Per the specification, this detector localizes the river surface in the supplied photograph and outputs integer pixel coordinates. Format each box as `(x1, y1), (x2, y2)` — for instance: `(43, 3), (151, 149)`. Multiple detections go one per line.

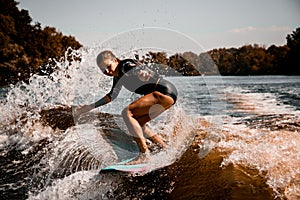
(1, 61), (299, 200)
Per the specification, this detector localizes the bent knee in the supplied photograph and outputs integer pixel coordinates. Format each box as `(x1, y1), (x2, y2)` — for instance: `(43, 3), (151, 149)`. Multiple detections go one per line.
(153, 91), (174, 109)
(121, 107), (129, 117)
(121, 107), (132, 119)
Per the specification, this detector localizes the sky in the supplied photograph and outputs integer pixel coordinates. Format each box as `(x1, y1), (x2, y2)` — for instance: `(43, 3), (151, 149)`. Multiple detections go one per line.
(18, 0), (300, 52)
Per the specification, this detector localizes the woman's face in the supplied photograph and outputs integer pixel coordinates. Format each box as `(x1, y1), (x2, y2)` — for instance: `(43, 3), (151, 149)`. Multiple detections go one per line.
(100, 58), (119, 76)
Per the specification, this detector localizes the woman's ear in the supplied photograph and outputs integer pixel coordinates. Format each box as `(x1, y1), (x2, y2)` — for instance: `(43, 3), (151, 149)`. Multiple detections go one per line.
(113, 58), (119, 64)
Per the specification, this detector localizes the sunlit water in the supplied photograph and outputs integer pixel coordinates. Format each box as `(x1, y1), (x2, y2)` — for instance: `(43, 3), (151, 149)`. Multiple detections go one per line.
(0, 47), (299, 199)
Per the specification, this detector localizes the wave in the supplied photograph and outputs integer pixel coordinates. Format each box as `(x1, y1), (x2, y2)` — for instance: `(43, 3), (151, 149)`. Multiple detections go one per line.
(1, 46), (300, 199)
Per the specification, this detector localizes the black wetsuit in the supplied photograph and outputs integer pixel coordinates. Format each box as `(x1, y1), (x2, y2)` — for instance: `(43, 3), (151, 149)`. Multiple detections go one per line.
(94, 59), (177, 107)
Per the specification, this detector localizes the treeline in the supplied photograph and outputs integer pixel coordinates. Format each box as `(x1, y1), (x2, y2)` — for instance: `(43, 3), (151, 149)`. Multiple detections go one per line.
(210, 27), (300, 75)
(147, 27), (300, 76)
(138, 52), (202, 76)
(208, 27), (300, 75)
(0, 0), (82, 86)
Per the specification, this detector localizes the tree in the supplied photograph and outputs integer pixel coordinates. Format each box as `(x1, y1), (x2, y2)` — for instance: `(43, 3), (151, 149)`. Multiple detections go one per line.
(286, 27), (300, 74)
(267, 45), (289, 74)
(0, 0), (82, 86)
(168, 54), (200, 76)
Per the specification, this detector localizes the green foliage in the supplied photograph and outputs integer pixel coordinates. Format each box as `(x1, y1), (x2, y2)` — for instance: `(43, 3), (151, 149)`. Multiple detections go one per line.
(168, 53), (200, 76)
(0, 0), (82, 86)
(286, 27), (300, 74)
(140, 52), (201, 76)
(207, 29), (299, 75)
(140, 26), (300, 76)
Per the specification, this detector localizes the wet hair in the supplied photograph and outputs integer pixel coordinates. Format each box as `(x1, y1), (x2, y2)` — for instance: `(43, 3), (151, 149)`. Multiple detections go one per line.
(96, 50), (119, 68)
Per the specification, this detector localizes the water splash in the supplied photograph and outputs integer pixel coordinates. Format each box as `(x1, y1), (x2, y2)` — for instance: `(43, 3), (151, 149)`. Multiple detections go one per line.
(216, 88), (300, 198)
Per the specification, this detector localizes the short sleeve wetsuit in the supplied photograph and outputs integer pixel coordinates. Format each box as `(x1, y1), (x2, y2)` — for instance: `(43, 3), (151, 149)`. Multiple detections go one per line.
(94, 59), (178, 108)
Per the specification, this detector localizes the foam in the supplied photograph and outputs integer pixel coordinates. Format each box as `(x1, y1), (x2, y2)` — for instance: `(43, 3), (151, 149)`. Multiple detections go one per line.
(208, 111), (300, 198)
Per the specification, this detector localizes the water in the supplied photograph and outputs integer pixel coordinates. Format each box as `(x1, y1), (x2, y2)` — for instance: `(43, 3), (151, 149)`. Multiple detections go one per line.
(0, 49), (300, 199)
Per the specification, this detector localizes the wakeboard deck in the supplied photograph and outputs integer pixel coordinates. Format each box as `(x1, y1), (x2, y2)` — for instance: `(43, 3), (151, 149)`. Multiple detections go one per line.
(100, 128), (167, 173)
(100, 157), (149, 173)
(100, 128), (150, 173)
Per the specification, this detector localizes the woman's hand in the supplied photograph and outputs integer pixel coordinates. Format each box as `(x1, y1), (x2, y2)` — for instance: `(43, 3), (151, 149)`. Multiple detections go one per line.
(73, 104), (94, 119)
(137, 69), (152, 82)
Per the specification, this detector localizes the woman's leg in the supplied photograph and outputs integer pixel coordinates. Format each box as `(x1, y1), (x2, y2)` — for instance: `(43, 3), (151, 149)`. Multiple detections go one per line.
(122, 91), (174, 162)
(142, 125), (167, 148)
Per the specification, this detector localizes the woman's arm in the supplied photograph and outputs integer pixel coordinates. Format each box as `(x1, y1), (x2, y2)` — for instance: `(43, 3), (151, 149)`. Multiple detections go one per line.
(74, 77), (122, 117)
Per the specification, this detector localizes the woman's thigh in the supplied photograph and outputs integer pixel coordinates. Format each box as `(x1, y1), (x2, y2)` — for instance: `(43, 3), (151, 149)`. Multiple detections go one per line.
(125, 91), (174, 125)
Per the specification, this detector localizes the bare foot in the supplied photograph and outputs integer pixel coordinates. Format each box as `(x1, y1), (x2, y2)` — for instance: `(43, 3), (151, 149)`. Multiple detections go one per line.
(148, 143), (165, 153)
(125, 153), (149, 165)
(148, 135), (167, 149)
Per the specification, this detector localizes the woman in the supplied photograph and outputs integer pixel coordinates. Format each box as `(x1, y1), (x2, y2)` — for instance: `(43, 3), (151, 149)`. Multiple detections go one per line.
(75, 50), (178, 164)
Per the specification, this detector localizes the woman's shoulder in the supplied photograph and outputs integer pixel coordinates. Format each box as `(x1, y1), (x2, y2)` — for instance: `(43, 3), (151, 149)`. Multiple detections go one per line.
(118, 59), (142, 74)
(119, 58), (139, 66)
